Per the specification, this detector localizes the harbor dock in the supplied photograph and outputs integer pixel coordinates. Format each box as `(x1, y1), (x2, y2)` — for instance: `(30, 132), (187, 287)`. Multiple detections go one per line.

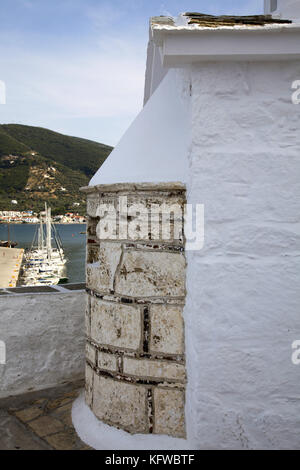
(0, 248), (24, 288)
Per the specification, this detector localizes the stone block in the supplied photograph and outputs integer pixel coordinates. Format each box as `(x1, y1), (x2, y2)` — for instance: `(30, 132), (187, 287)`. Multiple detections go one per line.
(87, 244), (100, 264)
(150, 305), (185, 355)
(87, 194), (100, 218)
(86, 343), (96, 365)
(86, 265), (99, 293)
(115, 250), (186, 298)
(85, 364), (94, 408)
(123, 357), (186, 382)
(90, 297), (142, 351)
(15, 407), (43, 422)
(121, 194), (185, 243)
(153, 388), (186, 438)
(126, 193), (185, 215)
(28, 415), (64, 437)
(44, 430), (78, 451)
(93, 374), (148, 434)
(127, 218), (151, 242)
(99, 242), (122, 291)
(98, 352), (117, 372)
(86, 243), (122, 294)
(0, 410), (50, 450)
(47, 395), (77, 410)
(85, 297), (91, 338)
(87, 217), (98, 237)
(96, 215), (119, 241)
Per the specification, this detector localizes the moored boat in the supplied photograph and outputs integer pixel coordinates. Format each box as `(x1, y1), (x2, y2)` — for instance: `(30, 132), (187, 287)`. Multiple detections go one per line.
(20, 204), (68, 286)
(0, 240), (18, 248)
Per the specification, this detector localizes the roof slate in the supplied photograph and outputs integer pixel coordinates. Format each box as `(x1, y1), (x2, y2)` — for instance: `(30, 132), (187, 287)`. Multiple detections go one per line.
(183, 13), (292, 27)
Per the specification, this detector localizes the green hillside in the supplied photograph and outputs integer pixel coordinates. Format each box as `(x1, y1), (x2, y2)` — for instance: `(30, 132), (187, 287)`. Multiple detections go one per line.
(1, 124), (112, 178)
(0, 124), (113, 214)
(0, 126), (30, 156)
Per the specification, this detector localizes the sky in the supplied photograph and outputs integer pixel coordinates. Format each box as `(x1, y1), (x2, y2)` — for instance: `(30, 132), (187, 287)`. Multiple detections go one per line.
(0, 0), (262, 146)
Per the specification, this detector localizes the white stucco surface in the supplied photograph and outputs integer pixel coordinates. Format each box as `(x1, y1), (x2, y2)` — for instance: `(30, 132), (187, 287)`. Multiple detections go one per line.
(72, 393), (190, 450)
(0, 291), (86, 398)
(184, 60), (300, 449)
(268, 0), (300, 19)
(85, 4), (300, 448)
(89, 69), (190, 186)
(84, 59), (300, 449)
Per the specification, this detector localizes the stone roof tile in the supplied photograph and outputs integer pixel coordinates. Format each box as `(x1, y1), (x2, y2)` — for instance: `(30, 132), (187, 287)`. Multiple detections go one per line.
(183, 12), (292, 27)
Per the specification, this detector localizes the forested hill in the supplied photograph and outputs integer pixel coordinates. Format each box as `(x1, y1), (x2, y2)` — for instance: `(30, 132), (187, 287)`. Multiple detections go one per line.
(0, 124), (113, 214)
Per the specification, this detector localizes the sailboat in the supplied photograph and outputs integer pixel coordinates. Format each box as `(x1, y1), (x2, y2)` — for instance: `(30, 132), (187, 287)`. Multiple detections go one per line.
(0, 218), (18, 247)
(20, 204), (68, 286)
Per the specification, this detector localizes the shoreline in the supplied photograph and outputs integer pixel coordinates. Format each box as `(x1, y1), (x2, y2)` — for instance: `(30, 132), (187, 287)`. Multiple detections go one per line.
(0, 222), (87, 225)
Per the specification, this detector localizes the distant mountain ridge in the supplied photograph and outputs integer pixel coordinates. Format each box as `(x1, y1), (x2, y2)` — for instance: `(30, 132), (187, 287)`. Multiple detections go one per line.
(0, 124), (113, 214)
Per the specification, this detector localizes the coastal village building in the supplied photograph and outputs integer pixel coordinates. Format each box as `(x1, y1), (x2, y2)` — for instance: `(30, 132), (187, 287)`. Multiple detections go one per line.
(0, 211), (85, 224)
(0, 211), (39, 224)
(75, 0), (300, 450)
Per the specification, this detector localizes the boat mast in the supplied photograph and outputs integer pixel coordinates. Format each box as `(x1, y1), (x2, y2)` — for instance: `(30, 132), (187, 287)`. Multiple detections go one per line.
(45, 203), (52, 260)
(38, 212), (44, 251)
(38, 222), (40, 250)
(40, 213), (44, 251)
(8, 218), (10, 248)
(52, 223), (64, 261)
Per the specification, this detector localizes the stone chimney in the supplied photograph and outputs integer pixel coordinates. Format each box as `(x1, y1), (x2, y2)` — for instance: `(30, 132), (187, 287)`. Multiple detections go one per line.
(82, 182), (187, 438)
(78, 62), (190, 440)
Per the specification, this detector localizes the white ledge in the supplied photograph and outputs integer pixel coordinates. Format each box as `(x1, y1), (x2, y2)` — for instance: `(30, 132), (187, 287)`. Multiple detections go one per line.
(152, 25), (300, 65)
(81, 181), (186, 194)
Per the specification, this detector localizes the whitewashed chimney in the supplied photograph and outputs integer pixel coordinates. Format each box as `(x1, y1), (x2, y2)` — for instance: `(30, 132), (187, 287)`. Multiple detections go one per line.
(75, 4), (300, 450)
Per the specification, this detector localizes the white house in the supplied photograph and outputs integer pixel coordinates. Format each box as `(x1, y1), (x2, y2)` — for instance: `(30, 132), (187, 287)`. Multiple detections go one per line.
(74, 2), (300, 450)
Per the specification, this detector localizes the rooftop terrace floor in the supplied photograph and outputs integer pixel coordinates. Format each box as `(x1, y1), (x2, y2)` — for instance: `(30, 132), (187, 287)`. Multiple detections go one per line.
(0, 380), (92, 450)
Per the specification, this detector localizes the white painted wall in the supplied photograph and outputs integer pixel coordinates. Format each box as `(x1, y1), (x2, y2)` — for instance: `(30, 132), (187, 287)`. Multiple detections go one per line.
(184, 60), (300, 449)
(88, 60), (300, 448)
(89, 69), (190, 186)
(144, 39), (167, 106)
(0, 291), (86, 398)
(86, 8), (300, 446)
(265, 0), (300, 19)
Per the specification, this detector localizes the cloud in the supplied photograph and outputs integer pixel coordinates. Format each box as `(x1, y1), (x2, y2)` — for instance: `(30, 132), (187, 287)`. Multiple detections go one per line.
(0, 0), (150, 145)
(0, 27), (146, 144)
(0, 0), (264, 146)
(23, 45), (145, 119)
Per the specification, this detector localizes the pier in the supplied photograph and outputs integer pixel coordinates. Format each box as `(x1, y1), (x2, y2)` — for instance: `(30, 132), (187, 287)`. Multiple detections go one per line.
(0, 248), (24, 288)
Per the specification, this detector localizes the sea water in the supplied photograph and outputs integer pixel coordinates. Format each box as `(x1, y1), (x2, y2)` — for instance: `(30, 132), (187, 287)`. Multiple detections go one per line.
(0, 223), (86, 284)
